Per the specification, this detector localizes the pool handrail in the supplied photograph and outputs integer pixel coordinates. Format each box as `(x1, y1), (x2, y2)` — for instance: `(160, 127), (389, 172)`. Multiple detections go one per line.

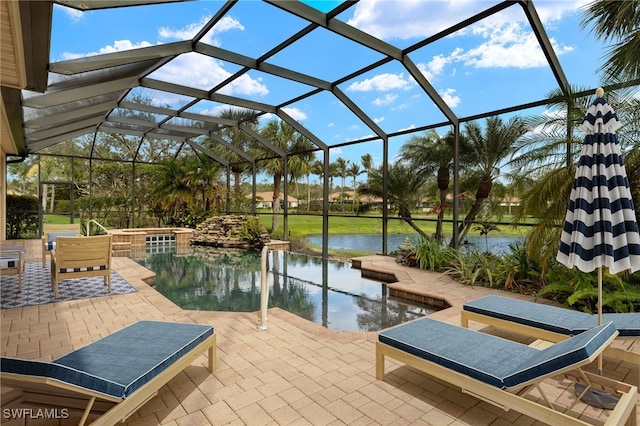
(86, 219), (110, 236)
(258, 245), (270, 331)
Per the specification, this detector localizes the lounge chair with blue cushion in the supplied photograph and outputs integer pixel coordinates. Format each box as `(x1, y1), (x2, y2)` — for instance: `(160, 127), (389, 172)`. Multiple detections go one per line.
(42, 231), (77, 267)
(1, 320), (216, 425)
(0, 247), (25, 292)
(461, 295), (640, 364)
(377, 318), (637, 426)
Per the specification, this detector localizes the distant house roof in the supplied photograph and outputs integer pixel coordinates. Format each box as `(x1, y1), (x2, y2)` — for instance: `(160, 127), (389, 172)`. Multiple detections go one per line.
(321, 190), (382, 203)
(250, 192), (299, 202)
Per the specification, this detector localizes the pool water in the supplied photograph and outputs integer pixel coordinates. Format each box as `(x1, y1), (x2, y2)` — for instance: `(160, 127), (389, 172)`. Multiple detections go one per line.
(138, 246), (439, 332)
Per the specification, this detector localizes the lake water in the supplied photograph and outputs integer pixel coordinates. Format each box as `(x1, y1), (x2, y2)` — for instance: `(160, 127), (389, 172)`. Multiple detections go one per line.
(307, 234), (523, 255)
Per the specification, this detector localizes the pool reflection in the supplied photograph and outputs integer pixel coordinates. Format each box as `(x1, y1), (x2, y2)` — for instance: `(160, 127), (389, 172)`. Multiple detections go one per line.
(138, 247), (438, 332)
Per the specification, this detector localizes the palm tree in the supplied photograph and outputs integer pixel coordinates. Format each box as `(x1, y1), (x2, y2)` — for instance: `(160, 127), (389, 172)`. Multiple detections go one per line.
(581, 0), (640, 81)
(333, 157), (349, 213)
(309, 159), (324, 211)
(346, 162), (363, 212)
(454, 116), (529, 246)
(358, 161), (429, 237)
(150, 159), (197, 220)
(361, 153), (374, 181)
(399, 130), (469, 242)
(251, 119), (314, 232)
(211, 108), (259, 211)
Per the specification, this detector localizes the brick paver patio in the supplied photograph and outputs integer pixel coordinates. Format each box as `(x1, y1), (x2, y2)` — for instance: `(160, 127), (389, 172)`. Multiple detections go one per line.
(1, 240), (637, 425)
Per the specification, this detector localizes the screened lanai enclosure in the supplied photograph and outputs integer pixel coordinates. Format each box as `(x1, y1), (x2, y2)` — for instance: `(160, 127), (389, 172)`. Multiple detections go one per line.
(4, 0), (637, 255)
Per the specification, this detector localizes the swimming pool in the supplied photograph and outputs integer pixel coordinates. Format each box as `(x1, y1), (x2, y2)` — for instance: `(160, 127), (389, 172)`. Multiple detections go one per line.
(137, 246), (439, 332)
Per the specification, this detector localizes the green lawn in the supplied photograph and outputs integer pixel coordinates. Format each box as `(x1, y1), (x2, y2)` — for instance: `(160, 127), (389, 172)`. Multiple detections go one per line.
(47, 212), (533, 239)
(44, 214), (75, 225)
(257, 213), (532, 239)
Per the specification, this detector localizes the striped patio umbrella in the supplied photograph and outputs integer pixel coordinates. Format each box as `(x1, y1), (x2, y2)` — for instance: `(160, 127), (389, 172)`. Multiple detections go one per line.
(556, 87), (640, 404)
(557, 87), (640, 327)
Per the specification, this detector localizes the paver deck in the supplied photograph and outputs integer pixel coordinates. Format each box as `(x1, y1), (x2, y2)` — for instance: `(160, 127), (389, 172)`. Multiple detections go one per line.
(1, 240), (638, 425)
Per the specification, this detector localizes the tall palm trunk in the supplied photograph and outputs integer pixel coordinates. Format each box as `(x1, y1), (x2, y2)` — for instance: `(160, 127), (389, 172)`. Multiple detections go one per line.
(41, 183), (48, 211)
(399, 206), (428, 238)
(272, 174), (282, 232)
(435, 166), (449, 242)
(455, 176), (492, 246)
(307, 174), (311, 212)
(49, 184), (55, 213)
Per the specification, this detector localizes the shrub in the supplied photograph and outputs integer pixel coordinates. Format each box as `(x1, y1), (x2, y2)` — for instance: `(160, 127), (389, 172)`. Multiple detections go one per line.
(6, 194), (39, 239)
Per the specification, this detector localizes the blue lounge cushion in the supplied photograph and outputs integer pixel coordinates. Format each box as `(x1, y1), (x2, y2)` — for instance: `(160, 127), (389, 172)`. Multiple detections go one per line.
(1, 321), (214, 399)
(44, 232), (77, 251)
(581, 313), (640, 337)
(463, 295), (639, 337)
(0, 247), (24, 269)
(378, 317), (616, 389)
(463, 296), (592, 335)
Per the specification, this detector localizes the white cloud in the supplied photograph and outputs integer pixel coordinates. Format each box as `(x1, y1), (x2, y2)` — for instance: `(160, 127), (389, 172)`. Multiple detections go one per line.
(373, 93), (398, 106)
(347, 73), (412, 92)
(281, 107), (307, 121)
(440, 88), (460, 107)
(373, 116), (384, 123)
(151, 52), (267, 97)
(60, 6), (84, 22)
(59, 13), (266, 99)
(347, 0), (488, 40)
(397, 124), (416, 132)
(347, 0), (584, 41)
(159, 15), (244, 46)
(59, 40), (154, 60)
(461, 22), (573, 68)
(417, 53), (455, 80)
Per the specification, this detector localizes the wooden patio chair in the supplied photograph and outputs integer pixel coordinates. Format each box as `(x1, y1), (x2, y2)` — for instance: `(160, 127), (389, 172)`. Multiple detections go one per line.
(51, 235), (112, 299)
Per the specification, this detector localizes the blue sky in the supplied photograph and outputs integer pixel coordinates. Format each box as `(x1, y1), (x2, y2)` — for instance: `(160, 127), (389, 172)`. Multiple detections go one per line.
(49, 0), (610, 179)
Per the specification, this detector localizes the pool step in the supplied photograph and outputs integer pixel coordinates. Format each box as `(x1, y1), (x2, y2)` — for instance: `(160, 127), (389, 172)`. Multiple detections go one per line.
(111, 241), (132, 257)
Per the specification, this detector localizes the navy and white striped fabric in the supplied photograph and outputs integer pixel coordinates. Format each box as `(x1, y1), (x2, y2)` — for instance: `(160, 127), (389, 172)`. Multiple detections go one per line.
(0, 259), (20, 269)
(557, 97), (640, 274)
(59, 265), (108, 273)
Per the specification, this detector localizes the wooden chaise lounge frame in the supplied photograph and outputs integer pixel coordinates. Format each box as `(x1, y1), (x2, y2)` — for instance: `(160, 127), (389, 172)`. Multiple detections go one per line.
(1, 321), (216, 425)
(376, 318), (637, 426)
(51, 235), (112, 299)
(461, 295), (639, 365)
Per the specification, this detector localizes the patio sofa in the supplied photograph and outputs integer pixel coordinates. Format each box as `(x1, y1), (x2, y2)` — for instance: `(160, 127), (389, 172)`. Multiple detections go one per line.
(461, 295), (639, 364)
(1, 320), (216, 425)
(376, 317), (637, 425)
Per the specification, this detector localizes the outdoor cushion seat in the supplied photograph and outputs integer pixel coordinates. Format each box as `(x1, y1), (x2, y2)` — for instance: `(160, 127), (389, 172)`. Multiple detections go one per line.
(376, 318), (637, 425)
(461, 295), (640, 363)
(1, 320), (216, 425)
(0, 247), (25, 292)
(51, 235), (112, 298)
(42, 232), (77, 267)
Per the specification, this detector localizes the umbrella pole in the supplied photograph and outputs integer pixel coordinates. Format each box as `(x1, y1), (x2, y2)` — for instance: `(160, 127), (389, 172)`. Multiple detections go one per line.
(598, 265), (603, 375)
